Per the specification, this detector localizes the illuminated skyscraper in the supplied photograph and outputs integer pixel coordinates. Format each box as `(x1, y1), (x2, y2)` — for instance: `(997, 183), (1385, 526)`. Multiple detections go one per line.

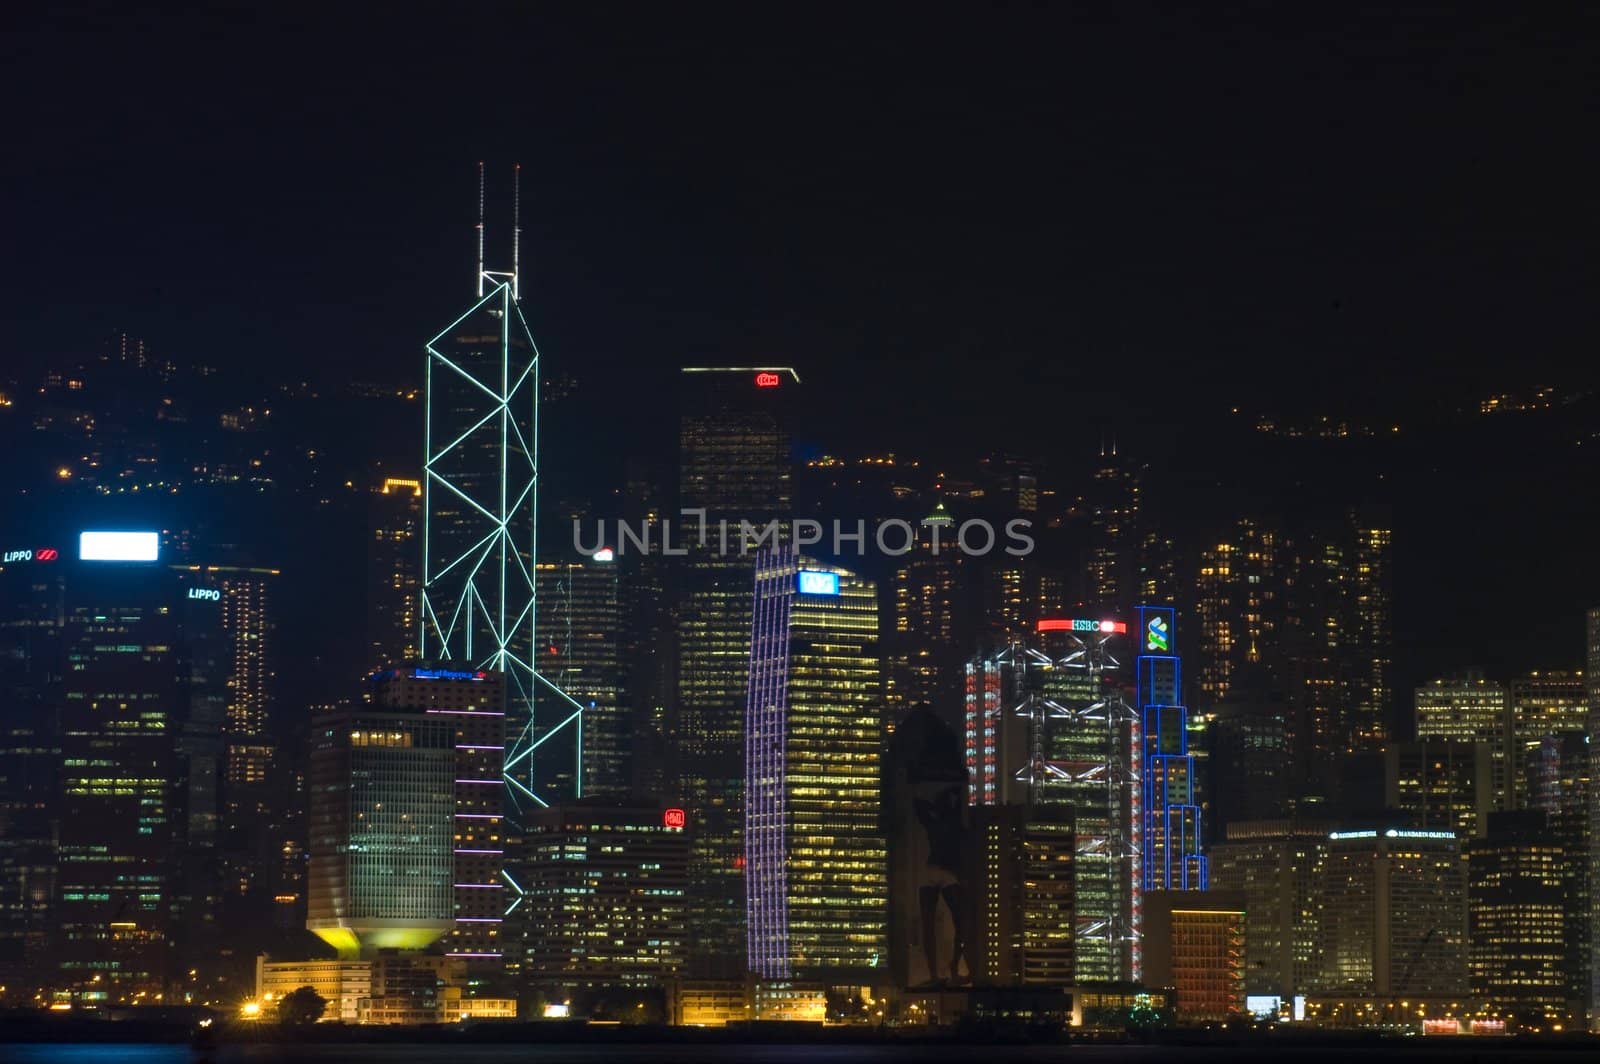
(533, 558), (627, 800)
(1193, 518), (1285, 709)
(363, 667), (507, 970)
(1208, 819), (1331, 998)
(306, 676), (465, 959)
(1191, 509), (1391, 792)
(48, 534), (229, 1004)
(961, 620), (1138, 983)
(1143, 890), (1247, 1020)
(1509, 670), (1586, 807)
(1085, 447), (1140, 610)
(0, 546), (66, 1000)
(1385, 739), (1492, 841)
(1523, 732), (1589, 1020)
(885, 502), (966, 730)
(194, 564), (280, 805)
(1466, 811), (1569, 1025)
(677, 365), (796, 975)
(419, 167), (563, 814)
(745, 551), (885, 979)
(1586, 605), (1600, 1029)
(368, 477), (422, 671)
(1139, 605), (1205, 894)
(1312, 828), (1465, 997)
(968, 803), (1075, 986)
(1414, 673), (1512, 813)
(520, 800), (687, 996)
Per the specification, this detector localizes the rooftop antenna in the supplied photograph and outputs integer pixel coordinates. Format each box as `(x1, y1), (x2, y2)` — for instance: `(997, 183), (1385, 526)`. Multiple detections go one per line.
(476, 161), (486, 298)
(512, 164), (521, 302)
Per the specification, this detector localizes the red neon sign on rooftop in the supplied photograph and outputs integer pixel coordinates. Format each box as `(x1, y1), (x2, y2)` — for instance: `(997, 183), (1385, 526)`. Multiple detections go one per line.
(1038, 618), (1126, 634)
(754, 372), (781, 388)
(663, 807), (687, 829)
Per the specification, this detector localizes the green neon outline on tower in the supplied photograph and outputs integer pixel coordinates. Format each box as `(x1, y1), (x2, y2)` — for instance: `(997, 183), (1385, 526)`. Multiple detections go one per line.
(418, 163), (584, 818)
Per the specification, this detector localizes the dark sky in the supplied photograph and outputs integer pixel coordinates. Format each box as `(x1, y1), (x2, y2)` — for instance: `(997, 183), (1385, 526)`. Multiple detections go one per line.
(3, 3), (1598, 689)
(5, 4), (1596, 434)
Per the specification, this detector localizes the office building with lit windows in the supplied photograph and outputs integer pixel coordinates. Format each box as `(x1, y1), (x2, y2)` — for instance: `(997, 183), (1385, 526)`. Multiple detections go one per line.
(1311, 829), (1465, 997)
(1509, 670), (1586, 806)
(306, 679), (460, 959)
(677, 365), (797, 976)
(1139, 605), (1205, 893)
(885, 501), (966, 729)
(519, 800), (688, 994)
(1523, 731), (1589, 1017)
(534, 558), (627, 800)
(962, 620), (1138, 984)
(1143, 890), (1247, 1019)
(745, 550), (885, 980)
(969, 803), (1075, 986)
(364, 666), (507, 968)
(1414, 673), (1512, 813)
(1466, 811), (1570, 1024)
(367, 477), (421, 671)
(1208, 819), (1332, 998)
(1585, 606), (1600, 1030)
(1385, 739), (1493, 841)
(39, 532), (231, 1004)
(0, 545), (67, 999)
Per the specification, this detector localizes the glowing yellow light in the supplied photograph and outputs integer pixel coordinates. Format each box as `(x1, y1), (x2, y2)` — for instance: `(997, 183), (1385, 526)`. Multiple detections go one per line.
(240, 1001), (262, 1018)
(56, 467), (72, 479)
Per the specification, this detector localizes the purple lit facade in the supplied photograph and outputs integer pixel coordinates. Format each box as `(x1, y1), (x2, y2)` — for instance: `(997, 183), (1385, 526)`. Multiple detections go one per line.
(369, 666), (508, 967)
(745, 547), (795, 978)
(744, 548), (886, 980)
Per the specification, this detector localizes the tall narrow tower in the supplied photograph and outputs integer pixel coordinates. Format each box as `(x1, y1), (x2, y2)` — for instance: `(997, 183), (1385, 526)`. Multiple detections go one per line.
(420, 165), (573, 814)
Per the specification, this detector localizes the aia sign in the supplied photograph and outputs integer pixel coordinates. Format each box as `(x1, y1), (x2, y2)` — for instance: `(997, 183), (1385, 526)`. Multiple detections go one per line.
(663, 807), (687, 829)
(754, 372), (781, 388)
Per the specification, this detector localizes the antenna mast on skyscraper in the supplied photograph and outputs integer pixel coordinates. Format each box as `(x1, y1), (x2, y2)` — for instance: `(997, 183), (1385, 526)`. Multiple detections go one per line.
(476, 161), (486, 298)
(512, 163), (521, 302)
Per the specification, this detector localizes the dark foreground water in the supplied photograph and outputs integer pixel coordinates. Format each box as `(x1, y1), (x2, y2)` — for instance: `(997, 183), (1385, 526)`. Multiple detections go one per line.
(5, 1045), (1596, 1064)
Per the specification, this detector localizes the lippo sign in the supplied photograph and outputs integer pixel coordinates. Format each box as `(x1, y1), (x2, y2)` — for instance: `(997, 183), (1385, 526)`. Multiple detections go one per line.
(3, 547), (60, 563)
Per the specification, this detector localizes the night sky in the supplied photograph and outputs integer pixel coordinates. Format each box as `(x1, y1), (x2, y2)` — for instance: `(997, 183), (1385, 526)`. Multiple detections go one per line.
(4, 4), (1598, 687)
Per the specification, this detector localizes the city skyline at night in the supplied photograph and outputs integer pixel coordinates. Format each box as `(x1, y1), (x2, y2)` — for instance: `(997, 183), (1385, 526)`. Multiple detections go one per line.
(2, 2), (1599, 1051)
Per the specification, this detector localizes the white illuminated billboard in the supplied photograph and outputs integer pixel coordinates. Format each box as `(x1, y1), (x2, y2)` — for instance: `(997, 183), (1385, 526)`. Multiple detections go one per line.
(79, 530), (160, 562)
(796, 570), (839, 595)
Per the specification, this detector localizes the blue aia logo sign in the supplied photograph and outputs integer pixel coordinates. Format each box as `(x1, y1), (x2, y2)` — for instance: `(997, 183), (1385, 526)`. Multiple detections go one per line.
(1145, 614), (1170, 653)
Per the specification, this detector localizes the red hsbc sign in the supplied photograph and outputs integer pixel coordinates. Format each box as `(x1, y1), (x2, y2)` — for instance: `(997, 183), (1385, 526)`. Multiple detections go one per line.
(754, 372), (781, 388)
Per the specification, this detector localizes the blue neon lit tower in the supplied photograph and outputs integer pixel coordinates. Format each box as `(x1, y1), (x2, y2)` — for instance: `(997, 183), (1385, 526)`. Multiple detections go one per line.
(419, 165), (582, 816)
(1137, 605), (1207, 893)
